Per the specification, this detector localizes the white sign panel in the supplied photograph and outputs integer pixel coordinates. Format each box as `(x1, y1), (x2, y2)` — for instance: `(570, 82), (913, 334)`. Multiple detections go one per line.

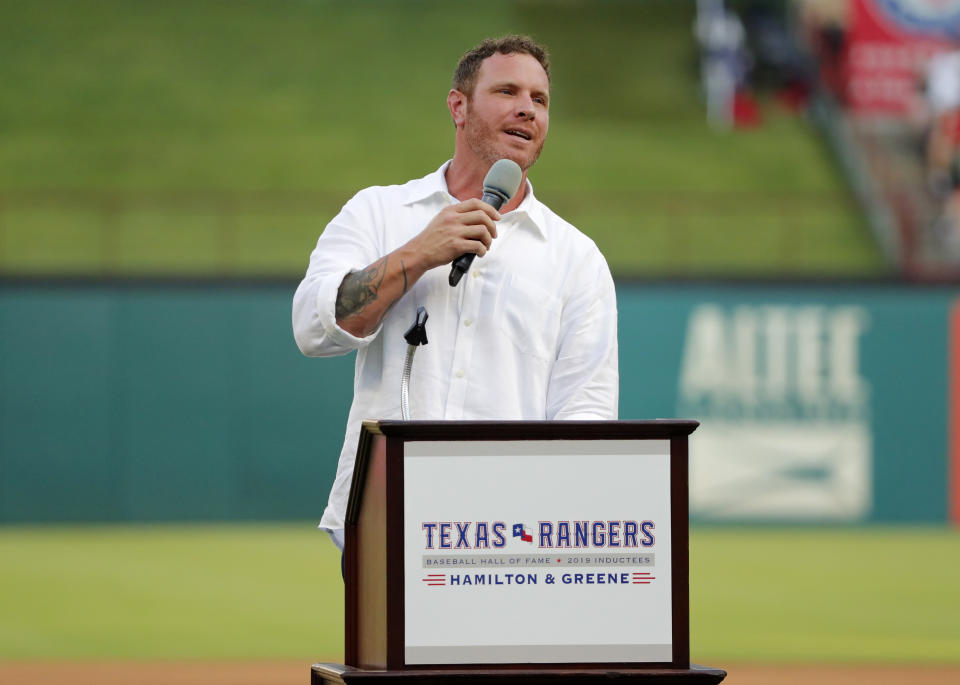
(403, 439), (673, 665)
(678, 303), (873, 521)
(689, 422), (872, 520)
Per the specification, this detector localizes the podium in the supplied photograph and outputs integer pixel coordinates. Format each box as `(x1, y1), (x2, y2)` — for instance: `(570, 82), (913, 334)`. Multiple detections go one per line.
(312, 420), (726, 684)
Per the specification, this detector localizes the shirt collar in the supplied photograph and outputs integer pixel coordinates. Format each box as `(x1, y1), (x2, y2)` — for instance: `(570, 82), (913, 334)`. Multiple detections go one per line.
(401, 161), (548, 241)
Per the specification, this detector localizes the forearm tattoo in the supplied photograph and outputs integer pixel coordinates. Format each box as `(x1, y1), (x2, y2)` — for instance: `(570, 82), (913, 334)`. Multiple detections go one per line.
(335, 256), (408, 322)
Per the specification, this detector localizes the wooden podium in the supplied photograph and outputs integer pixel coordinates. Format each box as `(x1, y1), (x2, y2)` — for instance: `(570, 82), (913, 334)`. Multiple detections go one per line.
(311, 420), (726, 684)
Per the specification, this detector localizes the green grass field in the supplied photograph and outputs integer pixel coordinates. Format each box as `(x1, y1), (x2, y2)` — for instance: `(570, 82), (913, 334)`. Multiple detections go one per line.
(1, 524), (956, 664)
(0, 0), (887, 277)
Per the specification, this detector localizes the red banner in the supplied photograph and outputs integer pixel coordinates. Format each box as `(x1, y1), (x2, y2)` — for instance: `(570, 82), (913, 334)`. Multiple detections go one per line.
(845, 0), (960, 115)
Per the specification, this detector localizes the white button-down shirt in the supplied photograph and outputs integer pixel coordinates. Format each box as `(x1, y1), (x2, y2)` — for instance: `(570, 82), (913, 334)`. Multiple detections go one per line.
(293, 163), (618, 536)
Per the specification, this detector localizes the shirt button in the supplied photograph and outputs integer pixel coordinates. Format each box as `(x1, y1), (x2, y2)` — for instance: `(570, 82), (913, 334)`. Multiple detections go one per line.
(472, 269), (480, 279)
(456, 369), (465, 378)
(464, 319), (473, 327)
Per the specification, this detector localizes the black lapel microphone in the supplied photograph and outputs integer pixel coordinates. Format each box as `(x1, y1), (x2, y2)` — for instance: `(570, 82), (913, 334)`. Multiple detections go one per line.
(448, 159), (523, 286)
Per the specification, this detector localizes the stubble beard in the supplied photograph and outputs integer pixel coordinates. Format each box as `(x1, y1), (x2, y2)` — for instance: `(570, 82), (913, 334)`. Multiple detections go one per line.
(463, 108), (544, 172)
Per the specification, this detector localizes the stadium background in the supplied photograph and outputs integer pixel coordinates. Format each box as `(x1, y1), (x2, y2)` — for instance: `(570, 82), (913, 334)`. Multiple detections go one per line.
(1, 1), (958, 684)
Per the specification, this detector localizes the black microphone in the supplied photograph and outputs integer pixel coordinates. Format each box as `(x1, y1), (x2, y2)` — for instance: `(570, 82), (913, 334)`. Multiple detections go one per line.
(449, 159), (523, 286)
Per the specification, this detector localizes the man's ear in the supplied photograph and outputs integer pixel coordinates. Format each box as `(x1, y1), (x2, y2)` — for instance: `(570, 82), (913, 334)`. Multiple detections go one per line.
(448, 89), (467, 129)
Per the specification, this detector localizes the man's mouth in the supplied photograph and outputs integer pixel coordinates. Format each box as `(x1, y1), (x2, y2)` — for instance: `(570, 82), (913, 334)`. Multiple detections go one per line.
(504, 129), (532, 141)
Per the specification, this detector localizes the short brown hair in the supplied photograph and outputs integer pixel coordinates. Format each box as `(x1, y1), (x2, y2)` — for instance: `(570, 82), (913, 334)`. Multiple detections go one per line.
(452, 35), (551, 96)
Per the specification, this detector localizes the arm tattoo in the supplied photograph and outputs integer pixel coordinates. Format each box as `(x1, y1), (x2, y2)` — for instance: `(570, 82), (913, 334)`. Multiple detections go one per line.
(335, 256), (410, 325)
(336, 256), (389, 320)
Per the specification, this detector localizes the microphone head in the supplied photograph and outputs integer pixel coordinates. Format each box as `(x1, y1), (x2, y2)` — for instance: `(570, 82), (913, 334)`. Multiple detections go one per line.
(482, 159), (523, 203)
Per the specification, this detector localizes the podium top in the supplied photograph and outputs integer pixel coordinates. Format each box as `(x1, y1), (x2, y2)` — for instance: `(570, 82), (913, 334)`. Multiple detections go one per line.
(362, 419), (699, 441)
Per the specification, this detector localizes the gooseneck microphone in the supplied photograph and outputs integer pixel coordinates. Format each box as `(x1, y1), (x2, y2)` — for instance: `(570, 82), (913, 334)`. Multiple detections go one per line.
(448, 158), (523, 286)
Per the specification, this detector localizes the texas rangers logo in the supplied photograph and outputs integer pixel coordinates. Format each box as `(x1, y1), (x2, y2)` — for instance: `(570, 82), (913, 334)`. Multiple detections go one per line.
(421, 520), (655, 549)
(512, 523), (533, 543)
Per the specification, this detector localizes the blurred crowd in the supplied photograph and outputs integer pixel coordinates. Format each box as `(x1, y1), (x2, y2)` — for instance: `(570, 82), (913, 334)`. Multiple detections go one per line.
(799, 0), (960, 258)
(696, 0), (960, 267)
(803, 0), (960, 250)
(694, 0), (813, 129)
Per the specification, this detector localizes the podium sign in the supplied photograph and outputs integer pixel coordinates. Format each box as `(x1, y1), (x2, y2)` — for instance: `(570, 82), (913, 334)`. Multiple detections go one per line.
(404, 439), (673, 665)
(337, 420), (710, 681)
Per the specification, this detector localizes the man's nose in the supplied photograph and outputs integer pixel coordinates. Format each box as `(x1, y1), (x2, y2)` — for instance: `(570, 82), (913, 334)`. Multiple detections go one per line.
(516, 99), (536, 120)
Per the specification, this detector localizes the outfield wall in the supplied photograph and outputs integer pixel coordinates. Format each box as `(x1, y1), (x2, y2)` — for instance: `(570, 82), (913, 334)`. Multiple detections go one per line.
(1, 281), (957, 524)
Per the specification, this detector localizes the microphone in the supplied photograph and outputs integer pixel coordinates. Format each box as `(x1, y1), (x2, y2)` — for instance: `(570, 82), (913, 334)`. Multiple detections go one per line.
(449, 158), (523, 286)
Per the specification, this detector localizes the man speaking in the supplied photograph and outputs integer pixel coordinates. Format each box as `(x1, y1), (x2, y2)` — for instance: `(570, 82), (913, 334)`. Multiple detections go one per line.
(292, 36), (618, 551)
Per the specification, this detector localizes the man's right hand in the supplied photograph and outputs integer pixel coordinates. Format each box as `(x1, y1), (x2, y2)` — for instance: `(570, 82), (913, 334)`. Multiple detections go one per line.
(334, 199), (501, 338)
(402, 198), (501, 273)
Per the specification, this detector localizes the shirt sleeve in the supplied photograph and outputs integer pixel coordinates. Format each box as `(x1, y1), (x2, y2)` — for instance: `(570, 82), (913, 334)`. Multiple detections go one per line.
(292, 189), (385, 357)
(545, 247), (619, 420)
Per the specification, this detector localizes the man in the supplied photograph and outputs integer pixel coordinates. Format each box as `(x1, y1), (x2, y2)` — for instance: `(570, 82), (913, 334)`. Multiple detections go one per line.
(293, 36), (618, 551)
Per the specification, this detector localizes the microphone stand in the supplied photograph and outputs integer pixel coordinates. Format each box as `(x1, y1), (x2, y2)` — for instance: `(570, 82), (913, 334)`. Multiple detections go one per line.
(400, 306), (429, 420)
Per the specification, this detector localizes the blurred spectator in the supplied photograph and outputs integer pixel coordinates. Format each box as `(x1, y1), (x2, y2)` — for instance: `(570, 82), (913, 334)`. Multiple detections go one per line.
(925, 49), (960, 198)
(695, 0), (752, 129)
(794, 0), (849, 102)
(921, 50), (960, 246)
(741, 1), (814, 111)
(939, 157), (960, 248)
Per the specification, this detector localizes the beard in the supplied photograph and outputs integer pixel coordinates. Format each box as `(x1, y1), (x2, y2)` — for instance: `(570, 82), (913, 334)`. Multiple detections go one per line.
(462, 105), (544, 171)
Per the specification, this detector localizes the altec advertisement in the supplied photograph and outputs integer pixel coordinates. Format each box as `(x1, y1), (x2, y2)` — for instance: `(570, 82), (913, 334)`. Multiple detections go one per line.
(403, 440), (673, 665)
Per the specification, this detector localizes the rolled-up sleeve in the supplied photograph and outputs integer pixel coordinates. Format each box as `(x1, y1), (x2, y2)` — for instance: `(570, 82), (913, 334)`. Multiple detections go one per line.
(292, 190), (384, 357)
(546, 247), (619, 420)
